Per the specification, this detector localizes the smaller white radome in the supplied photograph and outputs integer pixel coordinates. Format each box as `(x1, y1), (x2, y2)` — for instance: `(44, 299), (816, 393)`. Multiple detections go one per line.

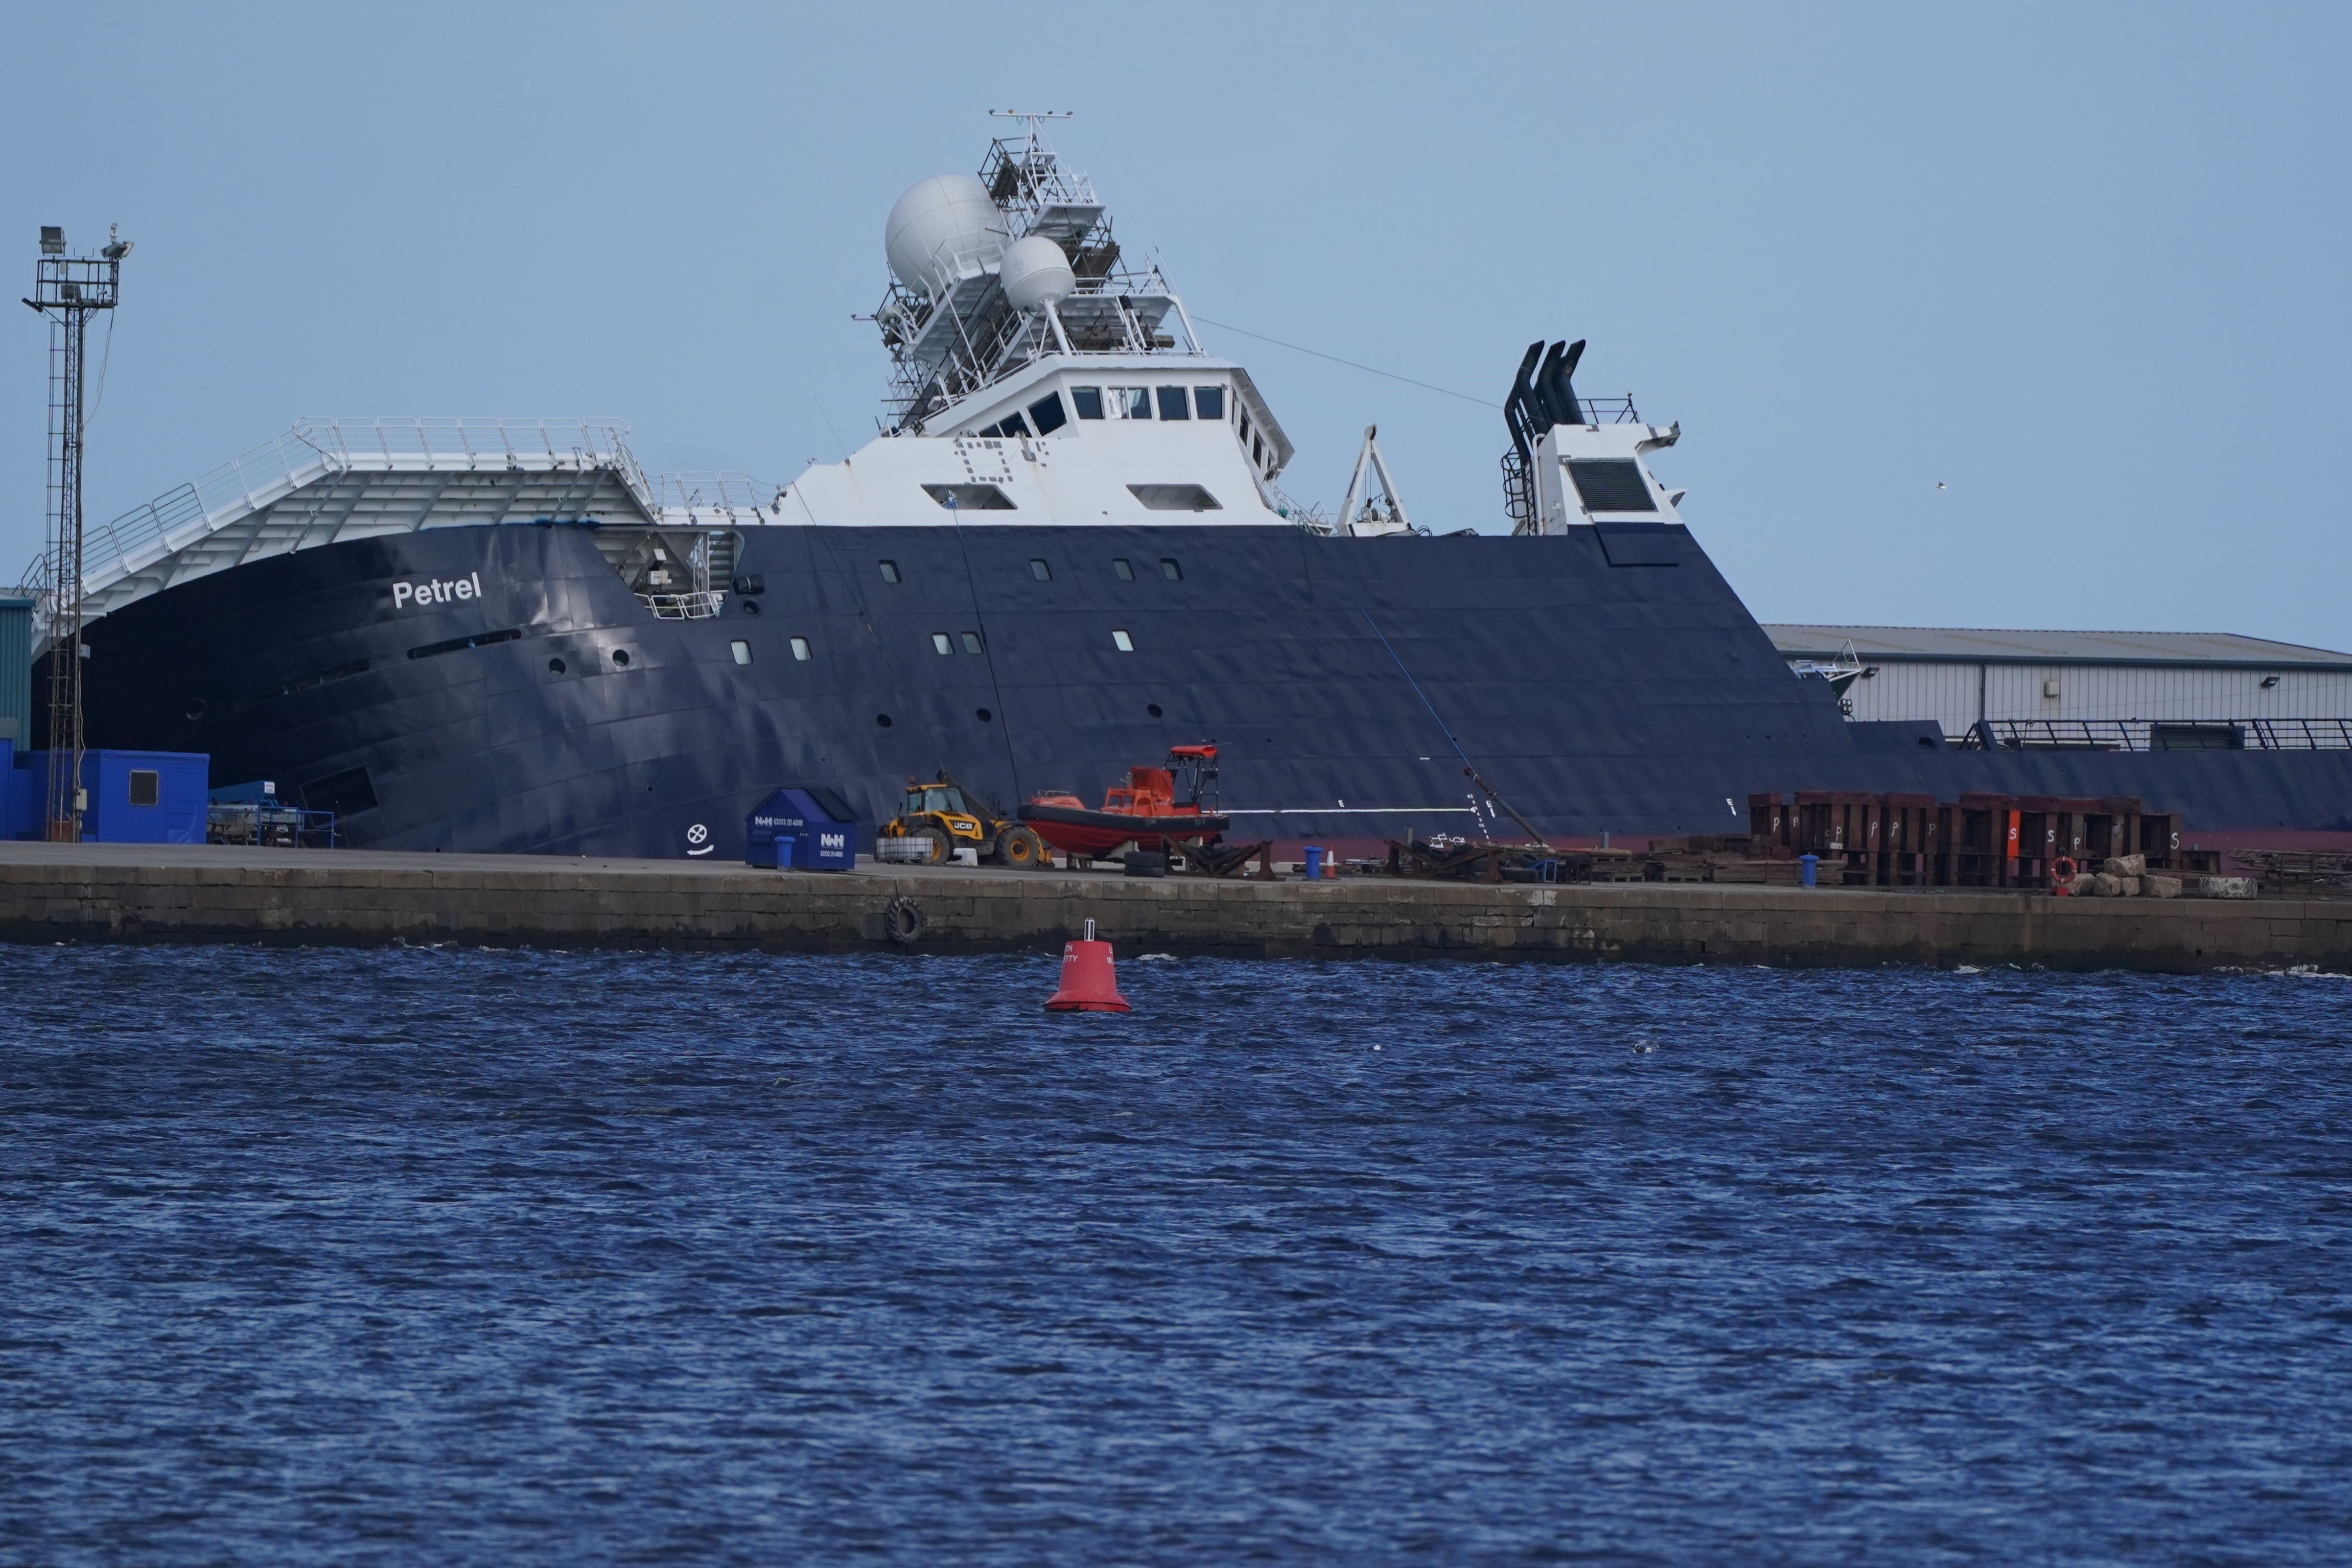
(1000, 235), (1077, 312)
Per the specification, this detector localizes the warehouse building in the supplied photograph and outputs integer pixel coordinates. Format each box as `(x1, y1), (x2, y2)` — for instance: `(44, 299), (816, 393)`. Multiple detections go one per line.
(1763, 625), (2352, 750)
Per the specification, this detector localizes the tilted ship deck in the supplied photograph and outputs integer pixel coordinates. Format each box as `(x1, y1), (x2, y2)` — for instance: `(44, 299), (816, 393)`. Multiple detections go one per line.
(25, 122), (2352, 857)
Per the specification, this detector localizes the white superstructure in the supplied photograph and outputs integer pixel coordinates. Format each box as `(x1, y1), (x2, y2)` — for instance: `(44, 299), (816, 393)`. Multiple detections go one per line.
(764, 114), (1308, 531)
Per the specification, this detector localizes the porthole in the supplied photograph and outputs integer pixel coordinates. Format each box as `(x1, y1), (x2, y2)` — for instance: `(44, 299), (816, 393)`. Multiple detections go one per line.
(875, 713), (893, 728)
(975, 707), (993, 722)
(740, 598), (761, 615)
(1112, 558), (1134, 581)
(612, 648), (631, 667)
(789, 636), (811, 661)
(183, 699), (205, 720)
(1147, 703), (1162, 718)
(1112, 629), (1134, 652)
(547, 658), (566, 676)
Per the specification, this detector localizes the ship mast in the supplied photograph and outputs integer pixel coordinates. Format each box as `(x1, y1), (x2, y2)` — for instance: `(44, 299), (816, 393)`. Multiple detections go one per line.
(22, 224), (129, 841)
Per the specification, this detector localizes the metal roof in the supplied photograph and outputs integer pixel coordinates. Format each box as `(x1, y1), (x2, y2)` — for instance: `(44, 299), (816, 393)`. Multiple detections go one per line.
(1761, 624), (2352, 670)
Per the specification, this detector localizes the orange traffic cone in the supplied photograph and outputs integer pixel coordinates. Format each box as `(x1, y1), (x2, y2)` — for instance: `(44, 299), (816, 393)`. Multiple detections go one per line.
(1045, 918), (1131, 1013)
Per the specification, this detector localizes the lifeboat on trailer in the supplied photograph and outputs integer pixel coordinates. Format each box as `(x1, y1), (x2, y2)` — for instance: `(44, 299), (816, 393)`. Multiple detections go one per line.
(1019, 745), (1230, 858)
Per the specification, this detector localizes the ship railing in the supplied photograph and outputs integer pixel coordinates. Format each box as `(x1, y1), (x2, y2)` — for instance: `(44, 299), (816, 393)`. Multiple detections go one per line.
(1577, 396), (1642, 425)
(1966, 717), (2352, 751)
(637, 590), (726, 621)
(14, 416), (655, 628)
(656, 472), (771, 513)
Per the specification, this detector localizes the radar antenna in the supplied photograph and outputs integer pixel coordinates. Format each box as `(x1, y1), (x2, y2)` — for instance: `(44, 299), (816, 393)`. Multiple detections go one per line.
(21, 223), (129, 841)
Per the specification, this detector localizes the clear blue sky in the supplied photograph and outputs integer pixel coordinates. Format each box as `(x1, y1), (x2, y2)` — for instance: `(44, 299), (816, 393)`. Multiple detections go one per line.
(5, 2), (2346, 648)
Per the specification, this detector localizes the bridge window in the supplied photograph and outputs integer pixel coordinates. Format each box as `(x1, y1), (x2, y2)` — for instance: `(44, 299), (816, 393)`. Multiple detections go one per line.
(1194, 386), (1225, 420)
(921, 483), (1015, 511)
(1567, 458), (1656, 513)
(1251, 434), (1264, 464)
(1112, 557), (1134, 581)
(790, 637), (811, 661)
(932, 633), (953, 656)
(1156, 386), (1190, 421)
(730, 640), (753, 665)
(1117, 387), (1150, 419)
(1072, 386), (1104, 419)
(1028, 392), (1067, 434)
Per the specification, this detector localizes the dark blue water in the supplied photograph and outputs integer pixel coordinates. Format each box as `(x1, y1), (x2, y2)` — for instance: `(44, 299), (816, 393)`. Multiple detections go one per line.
(3, 946), (2348, 1565)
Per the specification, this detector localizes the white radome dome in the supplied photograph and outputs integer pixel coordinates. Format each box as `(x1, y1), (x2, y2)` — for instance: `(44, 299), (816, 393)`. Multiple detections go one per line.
(999, 234), (1077, 312)
(884, 173), (1006, 295)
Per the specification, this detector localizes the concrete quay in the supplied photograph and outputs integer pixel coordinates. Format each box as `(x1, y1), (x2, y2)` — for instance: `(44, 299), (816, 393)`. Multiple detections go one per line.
(0, 841), (2344, 972)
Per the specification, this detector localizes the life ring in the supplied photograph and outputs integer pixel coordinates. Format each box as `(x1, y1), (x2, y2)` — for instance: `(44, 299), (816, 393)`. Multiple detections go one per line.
(883, 894), (925, 945)
(2051, 855), (2079, 894)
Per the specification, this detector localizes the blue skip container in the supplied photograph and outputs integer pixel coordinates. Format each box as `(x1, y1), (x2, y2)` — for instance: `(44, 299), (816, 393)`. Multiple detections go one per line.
(745, 785), (859, 871)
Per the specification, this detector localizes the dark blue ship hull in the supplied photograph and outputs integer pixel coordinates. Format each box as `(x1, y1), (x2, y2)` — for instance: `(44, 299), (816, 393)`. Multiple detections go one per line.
(67, 521), (2352, 856)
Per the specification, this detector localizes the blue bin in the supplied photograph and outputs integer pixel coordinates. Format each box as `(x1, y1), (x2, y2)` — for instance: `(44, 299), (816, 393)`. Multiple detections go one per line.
(1303, 845), (1326, 880)
(1799, 853), (1819, 888)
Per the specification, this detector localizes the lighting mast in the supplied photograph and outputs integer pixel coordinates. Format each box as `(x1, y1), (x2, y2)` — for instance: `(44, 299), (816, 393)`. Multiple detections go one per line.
(22, 223), (129, 841)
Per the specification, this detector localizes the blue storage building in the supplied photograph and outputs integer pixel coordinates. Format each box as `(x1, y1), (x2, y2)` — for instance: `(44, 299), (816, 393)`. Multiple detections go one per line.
(8, 745), (210, 843)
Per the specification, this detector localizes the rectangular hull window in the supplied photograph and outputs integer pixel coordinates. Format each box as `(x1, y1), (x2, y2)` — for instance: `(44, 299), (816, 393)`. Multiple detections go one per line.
(932, 633), (954, 656)
(730, 640), (753, 665)
(1112, 629), (1134, 652)
(300, 766), (379, 818)
(1155, 386), (1191, 420)
(1112, 558), (1134, 581)
(1159, 558), (1183, 581)
(1129, 484), (1220, 512)
(921, 483), (1015, 511)
(960, 631), (985, 654)
(1029, 558), (1052, 581)
(878, 560), (901, 582)
(789, 636), (811, 661)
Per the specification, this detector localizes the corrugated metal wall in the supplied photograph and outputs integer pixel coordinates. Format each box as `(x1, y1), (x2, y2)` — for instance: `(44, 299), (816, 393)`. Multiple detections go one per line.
(1802, 657), (2352, 737)
(0, 598), (29, 746)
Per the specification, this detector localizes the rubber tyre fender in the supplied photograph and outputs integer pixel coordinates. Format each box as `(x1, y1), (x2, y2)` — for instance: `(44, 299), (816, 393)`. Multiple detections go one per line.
(883, 894), (925, 945)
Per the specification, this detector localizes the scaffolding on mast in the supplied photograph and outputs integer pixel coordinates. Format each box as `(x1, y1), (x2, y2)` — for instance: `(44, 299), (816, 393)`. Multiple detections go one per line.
(22, 223), (130, 841)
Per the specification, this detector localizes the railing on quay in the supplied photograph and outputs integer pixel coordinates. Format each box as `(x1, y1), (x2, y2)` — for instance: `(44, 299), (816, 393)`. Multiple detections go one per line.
(1966, 717), (2352, 752)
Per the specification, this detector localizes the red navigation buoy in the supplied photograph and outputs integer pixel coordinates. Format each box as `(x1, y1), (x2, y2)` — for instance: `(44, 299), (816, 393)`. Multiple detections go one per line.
(1045, 918), (1131, 1013)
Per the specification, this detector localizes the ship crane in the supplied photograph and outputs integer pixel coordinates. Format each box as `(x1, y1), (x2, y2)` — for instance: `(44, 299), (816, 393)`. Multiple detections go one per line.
(1336, 425), (1417, 537)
